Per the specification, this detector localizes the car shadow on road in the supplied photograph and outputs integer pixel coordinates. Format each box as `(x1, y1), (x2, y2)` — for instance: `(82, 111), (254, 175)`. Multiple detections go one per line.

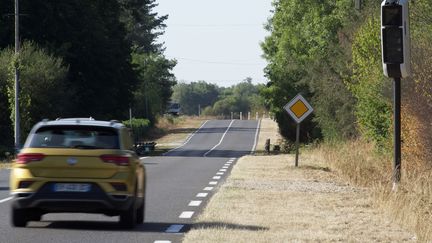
(39, 221), (188, 232)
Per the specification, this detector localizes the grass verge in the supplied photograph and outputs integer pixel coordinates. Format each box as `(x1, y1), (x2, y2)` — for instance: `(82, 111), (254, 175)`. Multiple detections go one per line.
(312, 141), (432, 241)
(183, 120), (416, 242)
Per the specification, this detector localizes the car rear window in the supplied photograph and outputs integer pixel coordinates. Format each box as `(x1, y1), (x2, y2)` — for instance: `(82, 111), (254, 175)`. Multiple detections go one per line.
(25, 125), (119, 149)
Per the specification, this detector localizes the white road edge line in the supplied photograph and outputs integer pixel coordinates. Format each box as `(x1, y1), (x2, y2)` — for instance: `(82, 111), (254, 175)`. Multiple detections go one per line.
(165, 224), (184, 233)
(0, 197), (13, 204)
(189, 200), (202, 207)
(163, 120), (209, 155)
(179, 211), (194, 219)
(203, 120), (235, 157)
(196, 193), (208, 198)
(251, 119), (261, 154)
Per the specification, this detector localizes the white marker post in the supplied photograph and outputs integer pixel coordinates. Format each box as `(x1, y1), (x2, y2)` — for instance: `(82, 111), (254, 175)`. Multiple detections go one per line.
(284, 94), (313, 167)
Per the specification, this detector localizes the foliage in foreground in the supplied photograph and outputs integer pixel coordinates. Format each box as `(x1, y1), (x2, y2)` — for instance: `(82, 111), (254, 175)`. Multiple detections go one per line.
(263, 0), (432, 158)
(0, 0), (176, 151)
(122, 118), (151, 143)
(0, 41), (68, 144)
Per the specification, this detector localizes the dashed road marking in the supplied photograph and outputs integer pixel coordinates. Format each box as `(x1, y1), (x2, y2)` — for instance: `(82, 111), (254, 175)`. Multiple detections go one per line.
(220, 169), (227, 172)
(209, 181), (218, 185)
(203, 187), (214, 191)
(165, 224), (184, 233)
(0, 197), (12, 204)
(197, 193), (208, 198)
(179, 211), (194, 219)
(222, 166), (229, 169)
(154, 241), (171, 243)
(213, 176), (221, 180)
(216, 172), (224, 175)
(189, 200), (202, 207)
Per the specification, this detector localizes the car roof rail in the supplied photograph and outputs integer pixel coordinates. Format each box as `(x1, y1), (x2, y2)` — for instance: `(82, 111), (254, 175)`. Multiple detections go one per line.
(110, 120), (120, 125)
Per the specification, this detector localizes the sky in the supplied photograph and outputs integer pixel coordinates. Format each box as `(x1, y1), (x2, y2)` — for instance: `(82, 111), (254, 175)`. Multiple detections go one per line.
(154, 0), (274, 87)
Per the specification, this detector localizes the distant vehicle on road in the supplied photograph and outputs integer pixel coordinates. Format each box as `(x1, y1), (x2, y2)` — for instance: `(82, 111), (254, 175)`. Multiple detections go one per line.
(9, 118), (146, 229)
(167, 102), (181, 116)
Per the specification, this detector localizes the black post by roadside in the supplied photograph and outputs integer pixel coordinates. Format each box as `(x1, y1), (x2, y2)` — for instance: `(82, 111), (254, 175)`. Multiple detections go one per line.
(295, 123), (300, 167)
(393, 77), (401, 190)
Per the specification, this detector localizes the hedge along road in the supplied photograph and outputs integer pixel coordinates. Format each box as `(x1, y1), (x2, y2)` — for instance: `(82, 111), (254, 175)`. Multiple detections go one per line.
(0, 119), (259, 243)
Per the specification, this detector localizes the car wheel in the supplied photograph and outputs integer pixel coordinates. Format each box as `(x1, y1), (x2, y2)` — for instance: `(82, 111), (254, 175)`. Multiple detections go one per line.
(136, 198), (144, 224)
(119, 199), (136, 229)
(28, 210), (43, 222)
(11, 208), (29, 227)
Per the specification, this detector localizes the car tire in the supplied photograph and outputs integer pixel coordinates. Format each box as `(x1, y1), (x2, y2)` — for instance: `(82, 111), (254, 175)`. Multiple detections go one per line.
(136, 198), (144, 224)
(11, 208), (29, 227)
(28, 210), (42, 221)
(119, 199), (136, 229)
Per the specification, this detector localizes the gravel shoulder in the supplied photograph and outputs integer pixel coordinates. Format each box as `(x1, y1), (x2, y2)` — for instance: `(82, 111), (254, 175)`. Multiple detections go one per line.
(183, 119), (416, 242)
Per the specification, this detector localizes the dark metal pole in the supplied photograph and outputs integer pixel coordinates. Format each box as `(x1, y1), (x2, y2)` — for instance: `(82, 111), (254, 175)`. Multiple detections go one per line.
(14, 0), (20, 151)
(295, 123), (300, 167)
(393, 77), (401, 190)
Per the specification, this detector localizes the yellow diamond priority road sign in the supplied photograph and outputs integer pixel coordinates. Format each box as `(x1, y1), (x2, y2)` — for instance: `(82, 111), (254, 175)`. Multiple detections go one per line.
(284, 94), (313, 123)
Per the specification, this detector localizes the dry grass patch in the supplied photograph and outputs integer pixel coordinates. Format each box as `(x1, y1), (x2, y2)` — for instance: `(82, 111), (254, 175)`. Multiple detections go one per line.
(311, 141), (432, 241)
(153, 116), (206, 149)
(183, 154), (415, 242)
(255, 118), (283, 151)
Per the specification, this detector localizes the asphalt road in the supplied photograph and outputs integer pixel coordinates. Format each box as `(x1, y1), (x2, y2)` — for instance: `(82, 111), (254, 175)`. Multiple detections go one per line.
(0, 119), (259, 243)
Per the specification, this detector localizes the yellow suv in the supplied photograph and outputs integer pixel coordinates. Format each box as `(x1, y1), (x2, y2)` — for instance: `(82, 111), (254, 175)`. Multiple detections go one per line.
(10, 118), (146, 228)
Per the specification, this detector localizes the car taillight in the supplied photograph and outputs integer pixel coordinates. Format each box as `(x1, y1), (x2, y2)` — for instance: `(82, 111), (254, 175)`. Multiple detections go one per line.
(100, 155), (129, 166)
(16, 153), (45, 164)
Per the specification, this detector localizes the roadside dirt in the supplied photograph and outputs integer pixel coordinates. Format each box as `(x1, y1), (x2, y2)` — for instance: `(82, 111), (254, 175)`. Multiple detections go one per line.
(183, 119), (416, 242)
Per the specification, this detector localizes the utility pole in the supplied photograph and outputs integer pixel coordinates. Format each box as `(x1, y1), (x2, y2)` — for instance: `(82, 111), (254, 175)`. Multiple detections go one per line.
(14, 0), (20, 151)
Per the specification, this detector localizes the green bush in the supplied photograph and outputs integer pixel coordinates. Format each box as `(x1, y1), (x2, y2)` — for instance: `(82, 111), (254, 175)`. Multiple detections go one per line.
(349, 15), (392, 150)
(122, 118), (151, 142)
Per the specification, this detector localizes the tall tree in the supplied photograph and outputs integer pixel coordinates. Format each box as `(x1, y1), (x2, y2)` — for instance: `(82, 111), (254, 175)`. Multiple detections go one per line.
(172, 81), (220, 115)
(132, 53), (176, 123)
(261, 0), (357, 141)
(0, 42), (68, 142)
(1, 0), (136, 119)
(118, 0), (168, 53)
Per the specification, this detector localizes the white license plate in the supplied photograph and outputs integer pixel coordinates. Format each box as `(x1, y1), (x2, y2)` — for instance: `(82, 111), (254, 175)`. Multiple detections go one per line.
(53, 183), (91, 192)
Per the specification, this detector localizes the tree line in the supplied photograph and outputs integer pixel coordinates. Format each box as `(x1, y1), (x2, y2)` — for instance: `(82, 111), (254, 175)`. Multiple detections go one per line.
(171, 78), (266, 118)
(0, 0), (176, 153)
(261, 0), (432, 163)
